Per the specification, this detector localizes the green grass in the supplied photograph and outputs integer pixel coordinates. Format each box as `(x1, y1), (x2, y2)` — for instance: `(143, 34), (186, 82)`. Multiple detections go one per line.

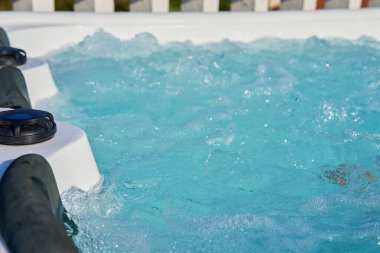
(0, 0), (231, 11)
(55, 0), (74, 11)
(169, 0), (181, 11)
(115, 0), (129, 11)
(0, 0), (12, 10)
(220, 0), (230, 11)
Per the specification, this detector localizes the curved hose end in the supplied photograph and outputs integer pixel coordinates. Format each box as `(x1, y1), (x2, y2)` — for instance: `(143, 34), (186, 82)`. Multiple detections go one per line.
(0, 154), (79, 253)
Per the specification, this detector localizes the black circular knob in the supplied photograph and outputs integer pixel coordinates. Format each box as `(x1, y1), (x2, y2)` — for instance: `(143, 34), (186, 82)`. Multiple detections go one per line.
(0, 46), (27, 66)
(0, 109), (57, 145)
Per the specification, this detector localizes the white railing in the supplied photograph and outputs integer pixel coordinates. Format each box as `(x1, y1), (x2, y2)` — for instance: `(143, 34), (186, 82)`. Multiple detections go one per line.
(9, 0), (380, 13)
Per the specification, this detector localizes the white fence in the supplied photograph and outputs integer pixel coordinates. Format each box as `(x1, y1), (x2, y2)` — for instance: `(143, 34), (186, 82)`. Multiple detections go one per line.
(9, 0), (380, 13)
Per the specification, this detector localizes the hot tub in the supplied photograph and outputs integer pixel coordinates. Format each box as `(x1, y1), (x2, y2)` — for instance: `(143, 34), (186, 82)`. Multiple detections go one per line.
(1, 9), (380, 253)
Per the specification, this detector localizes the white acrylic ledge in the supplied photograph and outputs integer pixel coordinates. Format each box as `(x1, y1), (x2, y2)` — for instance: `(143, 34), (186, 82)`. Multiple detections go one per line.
(0, 238), (7, 253)
(0, 122), (101, 194)
(19, 58), (58, 107)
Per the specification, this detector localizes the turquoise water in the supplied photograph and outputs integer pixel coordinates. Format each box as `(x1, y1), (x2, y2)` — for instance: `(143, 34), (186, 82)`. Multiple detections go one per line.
(41, 31), (380, 252)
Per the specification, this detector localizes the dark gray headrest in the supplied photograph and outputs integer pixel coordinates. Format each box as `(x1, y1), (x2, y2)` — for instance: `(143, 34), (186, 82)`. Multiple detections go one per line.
(0, 66), (31, 109)
(0, 27), (10, 47)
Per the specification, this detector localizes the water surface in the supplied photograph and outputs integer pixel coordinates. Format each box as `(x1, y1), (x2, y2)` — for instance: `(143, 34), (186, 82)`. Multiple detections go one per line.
(41, 31), (380, 252)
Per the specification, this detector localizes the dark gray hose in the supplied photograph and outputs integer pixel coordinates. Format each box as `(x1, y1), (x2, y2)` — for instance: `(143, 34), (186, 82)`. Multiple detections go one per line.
(0, 154), (79, 253)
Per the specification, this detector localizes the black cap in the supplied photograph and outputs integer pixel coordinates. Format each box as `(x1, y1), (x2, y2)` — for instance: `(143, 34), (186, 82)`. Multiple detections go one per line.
(0, 109), (57, 145)
(0, 47), (27, 66)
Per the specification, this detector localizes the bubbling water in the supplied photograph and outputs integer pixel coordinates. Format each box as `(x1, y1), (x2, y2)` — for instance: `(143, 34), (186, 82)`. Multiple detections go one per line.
(40, 31), (380, 252)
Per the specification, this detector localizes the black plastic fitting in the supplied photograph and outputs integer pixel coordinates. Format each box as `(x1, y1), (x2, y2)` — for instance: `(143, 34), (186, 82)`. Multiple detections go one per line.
(0, 46), (27, 66)
(0, 109), (57, 145)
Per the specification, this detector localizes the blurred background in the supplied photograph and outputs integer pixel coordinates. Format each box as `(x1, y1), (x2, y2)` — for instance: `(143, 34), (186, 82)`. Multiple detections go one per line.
(0, 0), (232, 11)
